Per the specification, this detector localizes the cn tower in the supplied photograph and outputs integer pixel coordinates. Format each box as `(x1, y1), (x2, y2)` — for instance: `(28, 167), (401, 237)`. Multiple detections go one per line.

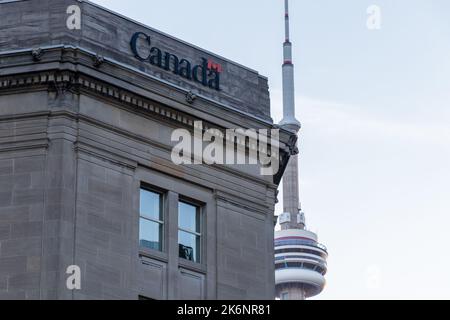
(275, 0), (328, 300)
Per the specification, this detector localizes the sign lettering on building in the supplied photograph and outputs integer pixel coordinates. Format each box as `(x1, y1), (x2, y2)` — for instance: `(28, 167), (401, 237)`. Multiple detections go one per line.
(130, 32), (222, 91)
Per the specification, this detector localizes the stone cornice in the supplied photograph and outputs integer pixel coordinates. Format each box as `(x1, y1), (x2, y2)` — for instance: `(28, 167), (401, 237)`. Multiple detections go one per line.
(0, 69), (282, 150)
(0, 47), (294, 140)
(0, 46), (279, 130)
(0, 47), (295, 185)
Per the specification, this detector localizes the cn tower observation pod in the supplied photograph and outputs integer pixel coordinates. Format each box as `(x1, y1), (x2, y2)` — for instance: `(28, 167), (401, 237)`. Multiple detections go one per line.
(274, 229), (328, 299)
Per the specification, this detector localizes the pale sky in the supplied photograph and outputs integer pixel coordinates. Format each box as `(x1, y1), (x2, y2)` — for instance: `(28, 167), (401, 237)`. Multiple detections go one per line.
(91, 0), (450, 300)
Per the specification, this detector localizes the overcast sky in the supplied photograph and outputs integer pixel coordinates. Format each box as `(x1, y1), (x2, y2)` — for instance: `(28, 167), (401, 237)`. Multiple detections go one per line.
(91, 0), (450, 300)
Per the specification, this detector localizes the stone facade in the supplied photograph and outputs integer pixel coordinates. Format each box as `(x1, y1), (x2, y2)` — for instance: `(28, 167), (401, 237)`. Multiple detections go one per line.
(0, 0), (295, 300)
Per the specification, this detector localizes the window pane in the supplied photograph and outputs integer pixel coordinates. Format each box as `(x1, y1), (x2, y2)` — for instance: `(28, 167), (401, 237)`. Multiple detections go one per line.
(139, 218), (162, 251)
(140, 189), (162, 221)
(178, 202), (199, 233)
(178, 230), (200, 263)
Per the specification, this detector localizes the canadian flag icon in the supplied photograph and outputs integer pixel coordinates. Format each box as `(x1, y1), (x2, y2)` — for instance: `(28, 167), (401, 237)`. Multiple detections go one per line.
(207, 59), (223, 73)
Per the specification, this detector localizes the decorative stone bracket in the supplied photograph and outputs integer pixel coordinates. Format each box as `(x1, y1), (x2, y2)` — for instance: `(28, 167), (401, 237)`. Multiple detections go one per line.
(31, 48), (44, 62)
(93, 54), (105, 68)
(186, 91), (197, 104)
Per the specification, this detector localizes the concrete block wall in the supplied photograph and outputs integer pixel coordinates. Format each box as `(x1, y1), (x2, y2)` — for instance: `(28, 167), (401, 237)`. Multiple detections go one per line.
(0, 94), (48, 299)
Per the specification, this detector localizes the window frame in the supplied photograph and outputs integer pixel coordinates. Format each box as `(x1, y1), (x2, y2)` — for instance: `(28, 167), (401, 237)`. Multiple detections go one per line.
(177, 198), (203, 264)
(139, 185), (165, 253)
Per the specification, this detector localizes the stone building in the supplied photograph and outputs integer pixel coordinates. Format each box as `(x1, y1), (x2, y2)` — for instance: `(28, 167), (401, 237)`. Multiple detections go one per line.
(0, 0), (295, 299)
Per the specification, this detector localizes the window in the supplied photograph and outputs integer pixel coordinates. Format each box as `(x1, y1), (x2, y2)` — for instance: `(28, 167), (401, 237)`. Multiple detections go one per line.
(139, 188), (163, 252)
(281, 292), (289, 300)
(178, 201), (201, 263)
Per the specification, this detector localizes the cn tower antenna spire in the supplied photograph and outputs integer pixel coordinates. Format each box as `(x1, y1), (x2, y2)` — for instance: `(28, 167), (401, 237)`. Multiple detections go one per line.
(284, 0), (290, 41)
(280, 0), (301, 129)
(280, 0), (302, 229)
